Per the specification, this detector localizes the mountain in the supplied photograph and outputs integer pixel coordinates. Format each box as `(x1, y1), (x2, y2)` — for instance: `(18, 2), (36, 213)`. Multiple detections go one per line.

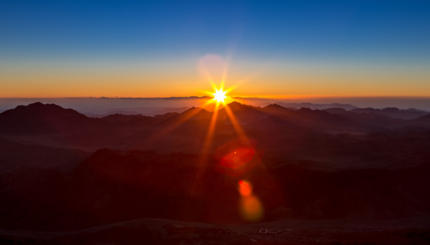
(0, 102), (91, 134)
(416, 113), (430, 122)
(1, 102), (430, 244)
(261, 103), (353, 131)
(0, 102), (427, 153)
(0, 137), (87, 172)
(1, 146), (429, 231)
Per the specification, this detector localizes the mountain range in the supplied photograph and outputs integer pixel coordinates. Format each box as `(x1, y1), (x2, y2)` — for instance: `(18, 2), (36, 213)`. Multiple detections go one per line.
(0, 102), (430, 244)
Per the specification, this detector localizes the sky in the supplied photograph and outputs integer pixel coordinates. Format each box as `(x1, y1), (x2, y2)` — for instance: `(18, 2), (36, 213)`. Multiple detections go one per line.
(1, 0), (430, 98)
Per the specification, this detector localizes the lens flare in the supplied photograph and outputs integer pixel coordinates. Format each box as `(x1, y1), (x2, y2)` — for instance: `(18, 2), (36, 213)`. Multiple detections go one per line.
(240, 195), (263, 221)
(239, 195), (264, 222)
(238, 180), (253, 197)
(221, 147), (255, 169)
(237, 180), (264, 222)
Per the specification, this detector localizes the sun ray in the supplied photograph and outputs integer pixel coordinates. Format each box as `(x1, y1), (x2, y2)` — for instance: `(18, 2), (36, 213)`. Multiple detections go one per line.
(141, 99), (213, 147)
(224, 104), (250, 145)
(191, 101), (220, 194)
(200, 102), (220, 157)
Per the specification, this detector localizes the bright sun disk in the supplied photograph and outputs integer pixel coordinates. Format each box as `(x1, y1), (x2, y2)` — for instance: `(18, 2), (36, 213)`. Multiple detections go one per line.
(213, 89), (227, 103)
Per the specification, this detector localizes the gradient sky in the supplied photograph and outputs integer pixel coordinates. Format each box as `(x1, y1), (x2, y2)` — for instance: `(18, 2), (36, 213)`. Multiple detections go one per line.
(1, 0), (430, 98)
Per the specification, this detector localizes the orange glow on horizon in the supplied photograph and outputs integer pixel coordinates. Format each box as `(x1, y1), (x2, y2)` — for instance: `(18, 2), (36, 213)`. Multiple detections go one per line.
(2, 52), (430, 98)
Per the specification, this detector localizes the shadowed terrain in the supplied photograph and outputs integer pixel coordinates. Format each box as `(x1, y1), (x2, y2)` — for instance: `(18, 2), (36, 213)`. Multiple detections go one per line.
(0, 102), (430, 244)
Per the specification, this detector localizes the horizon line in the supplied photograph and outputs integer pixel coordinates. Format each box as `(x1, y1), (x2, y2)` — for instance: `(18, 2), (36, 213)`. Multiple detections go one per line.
(2, 95), (430, 100)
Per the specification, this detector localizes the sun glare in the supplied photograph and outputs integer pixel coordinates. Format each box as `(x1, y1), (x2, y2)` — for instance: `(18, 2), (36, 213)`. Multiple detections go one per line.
(204, 82), (233, 106)
(213, 89), (227, 103)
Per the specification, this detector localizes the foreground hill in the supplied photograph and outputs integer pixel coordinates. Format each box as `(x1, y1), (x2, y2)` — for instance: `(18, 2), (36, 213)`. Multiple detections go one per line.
(1, 146), (429, 230)
(1, 217), (430, 245)
(0, 137), (87, 172)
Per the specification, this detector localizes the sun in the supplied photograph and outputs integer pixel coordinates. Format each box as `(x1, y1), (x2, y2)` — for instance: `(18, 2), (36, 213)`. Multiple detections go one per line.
(202, 82), (233, 106)
(213, 89), (227, 103)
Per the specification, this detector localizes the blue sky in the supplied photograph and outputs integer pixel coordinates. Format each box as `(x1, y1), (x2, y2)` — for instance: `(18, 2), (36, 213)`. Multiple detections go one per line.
(1, 0), (430, 97)
(2, 0), (429, 59)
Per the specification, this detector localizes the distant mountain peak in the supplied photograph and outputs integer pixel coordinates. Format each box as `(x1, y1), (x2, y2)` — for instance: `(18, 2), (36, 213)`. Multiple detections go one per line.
(0, 102), (89, 134)
(26, 102), (64, 109)
(28, 102), (44, 107)
(12, 102), (60, 111)
(264, 103), (285, 109)
(226, 101), (256, 111)
(181, 106), (210, 115)
(2, 102), (86, 118)
(227, 101), (242, 106)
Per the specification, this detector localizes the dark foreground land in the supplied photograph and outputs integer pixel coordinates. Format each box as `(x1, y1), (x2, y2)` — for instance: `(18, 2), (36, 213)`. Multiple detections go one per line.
(1, 217), (430, 245)
(1, 102), (430, 244)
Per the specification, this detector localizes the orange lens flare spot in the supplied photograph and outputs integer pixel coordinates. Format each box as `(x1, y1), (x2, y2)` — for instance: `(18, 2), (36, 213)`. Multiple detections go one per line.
(238, 180), (253, 197)
(239, 195), (264, 222)
(238, 180), (263, 222)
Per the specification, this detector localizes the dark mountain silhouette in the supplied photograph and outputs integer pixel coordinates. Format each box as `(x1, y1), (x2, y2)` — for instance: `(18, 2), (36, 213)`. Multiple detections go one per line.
(416, 113), (430, 121)
(1, 102), (429, 154)
(261, 103), (354, 131)
(0, 137), (87, 172)
(1, 102), (430, 244)
(0, 101), (424, 135)
(0, 102), (91, 134)
(1, 147), (429, 230)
